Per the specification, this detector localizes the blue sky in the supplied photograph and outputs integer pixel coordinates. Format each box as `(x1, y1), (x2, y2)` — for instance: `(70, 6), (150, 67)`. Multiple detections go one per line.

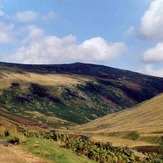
(0, 0), (163, 77)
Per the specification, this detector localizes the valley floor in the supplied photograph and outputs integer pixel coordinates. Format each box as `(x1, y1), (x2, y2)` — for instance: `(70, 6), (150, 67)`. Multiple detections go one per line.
(91, 135), (156, 147)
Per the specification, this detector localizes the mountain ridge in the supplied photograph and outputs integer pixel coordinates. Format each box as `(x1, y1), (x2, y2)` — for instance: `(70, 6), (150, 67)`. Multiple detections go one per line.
(0, 61), (158, 77)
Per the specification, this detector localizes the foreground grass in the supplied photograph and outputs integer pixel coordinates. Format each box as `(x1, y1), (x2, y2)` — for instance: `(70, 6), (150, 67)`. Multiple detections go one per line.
(22, 137), (96, 163)
(0, 123), (94, 163)
(1, 123), (163, 162)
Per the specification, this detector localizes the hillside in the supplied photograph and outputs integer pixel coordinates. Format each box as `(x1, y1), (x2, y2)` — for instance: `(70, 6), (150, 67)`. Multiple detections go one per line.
(76, 93), (163, 134)
(1, 62), (163, 127)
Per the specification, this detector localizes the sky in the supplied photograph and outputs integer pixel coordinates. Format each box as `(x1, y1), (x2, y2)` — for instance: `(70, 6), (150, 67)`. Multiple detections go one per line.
(0, 0), (163, 77)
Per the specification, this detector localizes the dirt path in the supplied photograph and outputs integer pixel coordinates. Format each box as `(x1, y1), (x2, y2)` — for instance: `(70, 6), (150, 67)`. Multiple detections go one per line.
(0, 145), (46, 163)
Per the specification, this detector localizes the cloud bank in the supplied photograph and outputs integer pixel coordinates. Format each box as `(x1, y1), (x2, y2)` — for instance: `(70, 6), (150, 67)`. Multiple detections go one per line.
(140, 64), (163, 77)
(139, 0), (163, 40)
(143, 42), (163, 64)
(0, 9), (127, 64)
(134, 0), (163, 77)
(8, 26), (127, 64)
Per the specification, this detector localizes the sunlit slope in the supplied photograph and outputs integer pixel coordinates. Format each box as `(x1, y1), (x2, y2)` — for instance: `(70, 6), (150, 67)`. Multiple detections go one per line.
(77, 94), (163, 133)
(0, 69), (87, 89)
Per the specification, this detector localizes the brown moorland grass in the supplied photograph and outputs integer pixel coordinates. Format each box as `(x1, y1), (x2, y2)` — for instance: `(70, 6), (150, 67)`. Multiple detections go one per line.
(0, 70), (90, 89)
(90, 135), (155, 147)
(74, 94), (163, 146)
(77, 93), (163, 134)
(0, 108), (47, 127)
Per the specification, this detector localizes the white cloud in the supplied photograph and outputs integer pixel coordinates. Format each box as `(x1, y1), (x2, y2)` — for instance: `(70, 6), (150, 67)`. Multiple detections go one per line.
(0, 21), (14, 44)
(140, 64), (163, 77)
(23, 25), (44, 43)
(79, 38), (127, 62)
(8, 33), (127, 64)
(0, 9), (5, 17)
(15, 10), (37, 22)
(43, 10), (56, 22)
(139, 0), (163, 40)
(124, 26), (135, 36)
(143, 42), (163, 63)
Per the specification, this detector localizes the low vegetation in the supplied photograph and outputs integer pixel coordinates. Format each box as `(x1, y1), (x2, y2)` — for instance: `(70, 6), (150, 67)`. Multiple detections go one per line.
(1, 123), (163, 162)
(23, 137), (96, 163)
(123, 131), (140, 140)
(0, 125), (26, 144)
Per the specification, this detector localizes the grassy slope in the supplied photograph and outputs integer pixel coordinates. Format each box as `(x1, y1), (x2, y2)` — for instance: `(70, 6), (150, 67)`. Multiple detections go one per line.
(0, 136), (95, 163)
(0, 118), (95, 163)
(23, 137), (96, 163)
(1, 62), (163, 127)
(77, 94), (163, 133)
(0, 70), (94, 126)
(75, 94), (163, 147)
(0, 116), (162, 162)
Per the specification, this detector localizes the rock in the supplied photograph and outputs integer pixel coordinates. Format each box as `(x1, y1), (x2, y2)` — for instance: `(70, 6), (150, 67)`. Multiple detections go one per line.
(0, 141), (12, 147)
(129, 148), (149, 159)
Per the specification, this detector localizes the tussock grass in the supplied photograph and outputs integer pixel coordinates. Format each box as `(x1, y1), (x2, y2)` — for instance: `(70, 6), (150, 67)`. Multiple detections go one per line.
(123, 131), (140, 141)
(0, 124), (26, 144)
